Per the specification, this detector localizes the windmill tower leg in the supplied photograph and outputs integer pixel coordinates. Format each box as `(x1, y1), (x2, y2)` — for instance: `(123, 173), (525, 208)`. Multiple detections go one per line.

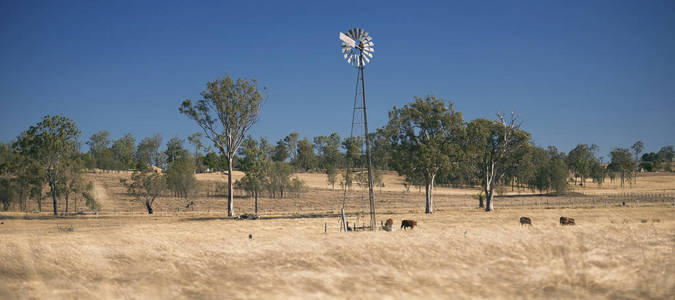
(359, 62), (376, 231)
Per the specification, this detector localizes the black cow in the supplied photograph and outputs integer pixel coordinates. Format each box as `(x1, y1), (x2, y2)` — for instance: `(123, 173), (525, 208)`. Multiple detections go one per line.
(560, 217), (575, 225)
(401, 220), (417, 230)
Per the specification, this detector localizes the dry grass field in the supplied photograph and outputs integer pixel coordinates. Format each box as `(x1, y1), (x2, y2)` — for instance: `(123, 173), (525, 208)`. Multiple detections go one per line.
(0, 207), (673, 299)
(1, 172), (674, 299)
(571, 172), (675, 195)
(15, 170), (675, 216)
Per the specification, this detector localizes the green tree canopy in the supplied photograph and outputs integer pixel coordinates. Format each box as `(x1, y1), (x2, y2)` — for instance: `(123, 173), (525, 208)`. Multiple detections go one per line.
(284, 131), (299, 163)
(314, 133), (342, 189)
(566, 144), (599, 185)
(135, 134), (163, 168)
(14, 115), (81, 215)
(466, 113), (530, 211)
(122, 167), (166, 214)
(272, 140), (289, 162)
(237, 136), (272, 214)
(180, 74), (266, 217)
(384, 95), (464, 213)
(295, 138), (315, 171)
(609, 147), (635, 187)
(164, 136), (189, 165)
(527, 146), (568, 194)
(166, 154), (197, 205)
(87, 131), (110, 154)
(112, 133), (136, 170)
(267, 161), (294, 199)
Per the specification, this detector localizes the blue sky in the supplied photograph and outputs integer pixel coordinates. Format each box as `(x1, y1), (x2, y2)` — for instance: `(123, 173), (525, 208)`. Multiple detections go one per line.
(1, 0), (673, 158)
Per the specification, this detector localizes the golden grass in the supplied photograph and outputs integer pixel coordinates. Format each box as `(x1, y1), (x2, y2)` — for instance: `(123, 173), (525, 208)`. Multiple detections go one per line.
(1, 206), (673, 299)
(572, 172), (675, 195)
(2, 170), (672, 299)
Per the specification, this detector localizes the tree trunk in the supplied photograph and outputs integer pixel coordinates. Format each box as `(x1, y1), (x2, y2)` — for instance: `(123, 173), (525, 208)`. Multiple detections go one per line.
(227, 156), (234, 217)
(195, 146), (200, 172)
(425, 174), (435, 214)
(484, 176), (495, 212)
(478, 193), (484, 208)
(485, 190), (494, 211)
(19, 189), (25, 212)
(50, 185), (58, 215)
(633, 170), (637, 184)
(65, 191), (69, 214)
(484, 166), (494, 212)
(254, 189), (258, 215)
(145, 200), (153, 214)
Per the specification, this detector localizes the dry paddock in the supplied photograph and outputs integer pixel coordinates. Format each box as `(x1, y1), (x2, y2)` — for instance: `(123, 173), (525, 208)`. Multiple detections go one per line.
(0, 206), (673, 299)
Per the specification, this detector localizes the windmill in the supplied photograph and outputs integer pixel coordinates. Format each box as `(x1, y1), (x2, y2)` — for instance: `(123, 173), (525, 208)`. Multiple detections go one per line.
(339, 28), (376, 231)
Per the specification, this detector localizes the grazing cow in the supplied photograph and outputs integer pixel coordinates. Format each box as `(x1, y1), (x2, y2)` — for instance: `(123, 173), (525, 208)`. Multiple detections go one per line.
(401, 220), (417, 230)
(560, 217), (576, 225)
(520, 217), (532, 226)
(236, 213), (259, 220)
(381, 218), (394, 231)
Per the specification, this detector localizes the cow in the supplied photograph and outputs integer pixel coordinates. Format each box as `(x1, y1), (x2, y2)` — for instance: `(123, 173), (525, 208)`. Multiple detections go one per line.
(236, 213), (259, 220)
(381, 218), (394, 231)
(520, 217), (532, 226)
(401, 220), (417, 230)
(560, 217), (576, 225)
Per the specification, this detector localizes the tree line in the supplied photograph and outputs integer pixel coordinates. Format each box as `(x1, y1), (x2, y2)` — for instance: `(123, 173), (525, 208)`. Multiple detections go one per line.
(1, 74), (673, 215)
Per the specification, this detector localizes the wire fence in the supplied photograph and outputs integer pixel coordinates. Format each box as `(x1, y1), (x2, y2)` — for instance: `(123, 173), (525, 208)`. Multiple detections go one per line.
(3, 191), (673, 220)
(432, 192), (675, 210)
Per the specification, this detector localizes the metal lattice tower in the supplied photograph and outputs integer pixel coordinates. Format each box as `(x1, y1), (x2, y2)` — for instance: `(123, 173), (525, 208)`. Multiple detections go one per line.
(339, 28), (376, 230)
